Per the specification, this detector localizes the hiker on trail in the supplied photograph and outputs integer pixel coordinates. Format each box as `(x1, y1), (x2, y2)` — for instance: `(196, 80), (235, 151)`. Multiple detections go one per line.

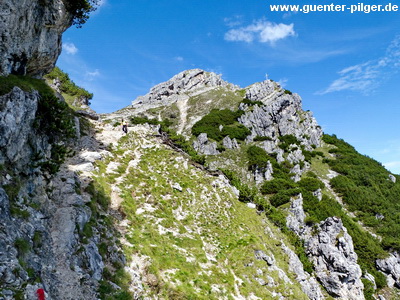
(122, 119), (128, 134)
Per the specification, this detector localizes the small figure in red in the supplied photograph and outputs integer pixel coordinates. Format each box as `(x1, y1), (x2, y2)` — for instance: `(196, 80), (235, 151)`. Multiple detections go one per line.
(36, 288), (45, 300)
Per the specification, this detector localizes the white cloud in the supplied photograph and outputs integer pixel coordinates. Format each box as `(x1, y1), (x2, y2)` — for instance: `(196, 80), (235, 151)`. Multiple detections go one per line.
(62, 42), (78, 55)
(174, 56), (184, 61)
(278, 78), (288, 87)
(283, 11), (299, 19)
(224, 19), (295, 45)
(85, 69), (101, 81)
(319, 35), (400, 94)
(224, 15), (243, 27)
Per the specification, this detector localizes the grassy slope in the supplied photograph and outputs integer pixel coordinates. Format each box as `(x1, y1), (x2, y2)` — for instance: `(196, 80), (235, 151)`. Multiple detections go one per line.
(93, 129), (309, 299)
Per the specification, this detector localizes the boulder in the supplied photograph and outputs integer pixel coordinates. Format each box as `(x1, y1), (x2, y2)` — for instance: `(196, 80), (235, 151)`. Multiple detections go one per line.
(222, 136), (239, 150)
(193, 133), (219, 155)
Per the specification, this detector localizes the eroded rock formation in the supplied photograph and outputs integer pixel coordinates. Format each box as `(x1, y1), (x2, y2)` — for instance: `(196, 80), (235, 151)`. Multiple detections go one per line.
(0, 0), (72, 76)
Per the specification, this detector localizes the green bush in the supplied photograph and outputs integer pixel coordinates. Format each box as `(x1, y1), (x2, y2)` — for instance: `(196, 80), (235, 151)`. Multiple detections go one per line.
(158, 124), (205, 164)
(284, 89), (292, 95)
(370, 269), (387, 289)
(35, 94), (76, 140)
(265, 207), (313, 273)
(247, 145), (269, 171)
(260, 178), (296, 194)
(241, 98), (264, 106)
(221, 169), (259, 203)
(269, 192), (291, 207)
(85, 181), (110, 210)
(253, 136), (273, 142)
(278, 134), (300, 151)
(14, 238), (30, 256)
(45, 67), (93, 99)
(192, 109), (248, 141)
(221, 124), (250, 141)
(323, 134), (400, 254)
(361, 278), (375, 300)
(298, 177), (324, 192)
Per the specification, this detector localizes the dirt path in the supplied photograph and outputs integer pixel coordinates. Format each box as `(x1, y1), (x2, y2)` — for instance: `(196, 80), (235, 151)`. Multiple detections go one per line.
(176, 96), (189, 134)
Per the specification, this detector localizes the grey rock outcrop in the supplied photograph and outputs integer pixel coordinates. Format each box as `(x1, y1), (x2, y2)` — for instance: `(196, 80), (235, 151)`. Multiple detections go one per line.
(376, 252), (400, 288)
(313, 189), (323, 201)
(307, 217), (364, 299)
(222, 136), (239, 150)
(389, 174), (396, 183)
(0, 87), (126, 299)
(281, 244), (324, 300)
(193, 133), (219, 155)
(0, 0), (72, 76)
(254, 250), (275, 266)
(131, 69), (237, 111)
(286, 194), (308, 237)
(254, 161), (274, 184)
(240, 80), (322, 150)
(0, 87), (48, 169)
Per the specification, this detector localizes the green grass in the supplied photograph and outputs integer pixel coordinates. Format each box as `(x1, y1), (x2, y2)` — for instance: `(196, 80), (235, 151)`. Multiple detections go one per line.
(0, 74), (54, 96)
(14, 238), (30, 256)
(91, 131), (309, 299)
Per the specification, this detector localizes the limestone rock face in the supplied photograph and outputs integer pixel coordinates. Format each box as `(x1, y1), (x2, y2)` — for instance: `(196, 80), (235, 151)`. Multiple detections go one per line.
(240, 80), (322, 150)
(0, 88), (124, 299)
(286, 194), (307, 237)
(307, 217), (364, 299)
(0, 0), (72, 76)
(0, 87), (47, 169)
(193, 133), (219, 155)
(281, 244), (324, 300)
(131, 69), (237, 112)
(376, 252), (400, 288)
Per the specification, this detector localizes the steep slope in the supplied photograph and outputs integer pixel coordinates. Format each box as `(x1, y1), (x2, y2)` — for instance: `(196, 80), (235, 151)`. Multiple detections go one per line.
(102, 69), (400, 300)
(90, 123), (325, 299)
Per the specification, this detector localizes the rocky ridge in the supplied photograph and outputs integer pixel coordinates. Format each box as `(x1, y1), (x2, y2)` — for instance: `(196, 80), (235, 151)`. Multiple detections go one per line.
(131, 69), (238, 111)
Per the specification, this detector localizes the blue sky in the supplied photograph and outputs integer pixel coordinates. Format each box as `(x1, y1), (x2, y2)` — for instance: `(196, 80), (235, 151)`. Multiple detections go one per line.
(57, 0), (400, 174)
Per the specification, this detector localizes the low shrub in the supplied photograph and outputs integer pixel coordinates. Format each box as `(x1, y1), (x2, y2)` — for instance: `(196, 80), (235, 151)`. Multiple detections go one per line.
(247, 145), (269, 171)
(221, 169), (259, 203)
(260, 178), (296, 194)
(35, 94), (76, 140)
(192, 109), (248, 141)
(298, 177), (324, 192)
(278, 134), (300, 151)
(241, 98), (264, 106)
(14, 238), (30, 256)
(270, 192), (291, 207)
(253, 136), (273, 142)
(284, 89), (292, 95)
(45, 67), (93, 99)
(221, 124), (250, 141)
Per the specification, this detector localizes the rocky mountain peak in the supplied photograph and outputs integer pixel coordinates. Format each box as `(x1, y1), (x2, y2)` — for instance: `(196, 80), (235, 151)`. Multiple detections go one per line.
(131, 69), (238, 110)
